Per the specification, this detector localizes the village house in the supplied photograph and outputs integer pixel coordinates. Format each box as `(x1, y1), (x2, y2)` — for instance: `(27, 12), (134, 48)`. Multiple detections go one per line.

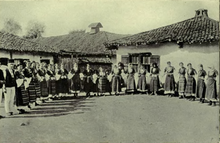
(0, 31), (59, 64)
(105, 9), (219, 90)
(59, 50), (112, 71)
(31, 23), (128, 70)
(0, 31), (113, 71)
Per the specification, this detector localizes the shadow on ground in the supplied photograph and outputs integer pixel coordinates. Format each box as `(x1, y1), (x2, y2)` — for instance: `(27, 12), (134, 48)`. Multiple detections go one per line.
(10, 96), (95, 118)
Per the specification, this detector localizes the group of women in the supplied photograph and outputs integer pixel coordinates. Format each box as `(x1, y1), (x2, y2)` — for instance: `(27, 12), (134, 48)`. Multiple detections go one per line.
(13, 61), (113, 110)
(12, 60), (219, 112)
(111, 61), (218, 106)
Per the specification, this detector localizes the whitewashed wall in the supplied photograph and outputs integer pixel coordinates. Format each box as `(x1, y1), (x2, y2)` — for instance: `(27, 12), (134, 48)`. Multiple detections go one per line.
(115, 42), (219, 91)
(0, 50), (54, 64)
(0, 50), (11, 58)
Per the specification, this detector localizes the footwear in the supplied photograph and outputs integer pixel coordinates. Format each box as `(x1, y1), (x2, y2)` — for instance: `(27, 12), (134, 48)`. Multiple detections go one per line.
(208, 101), (212, 106)
(18, 109), (26, 114)
(213, 102), (216, 106)
(201, 99), (205, 103)
(0, 115), (5, 119)
(179, 96), (183, 99)
(27, 105), (31, 109)
(5, 112), (12, 117)
(34, 102), (39, 106)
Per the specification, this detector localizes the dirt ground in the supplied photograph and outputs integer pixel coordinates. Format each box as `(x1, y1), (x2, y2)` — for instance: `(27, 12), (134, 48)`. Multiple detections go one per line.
(0, 94), (219, 143)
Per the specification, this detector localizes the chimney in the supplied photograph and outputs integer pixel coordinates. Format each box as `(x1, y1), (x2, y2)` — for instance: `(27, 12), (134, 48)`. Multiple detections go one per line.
(195, 9), (208, 17)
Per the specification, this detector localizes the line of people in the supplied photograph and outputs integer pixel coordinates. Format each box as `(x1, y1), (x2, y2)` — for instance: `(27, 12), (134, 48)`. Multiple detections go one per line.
(116, 61), (218, 106)
(0, 58), (218, 118)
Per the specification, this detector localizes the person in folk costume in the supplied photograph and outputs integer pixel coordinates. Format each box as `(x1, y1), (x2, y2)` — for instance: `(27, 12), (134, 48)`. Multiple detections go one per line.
(185, 63), (197, 101)
(92, 70), (99, 96)
(46, 64), (56, 100)
(4, 59), (19, 116)
(97, 67), (105, 95)
(111, 65), (122, 95)
(31, 62), (41, 103)
(106, 70), (112, 95)
(150, 63), (160, 95)
(38, 62), (49, 101)
(14, 63), (29, 114)
(164, 61), (175, 97)
(27, 61), (38, 106)
(126, 64), (136, 94)
(54, 63), (60, 97)
(178, 62), (187, 99)
(118, 62), (125, 87)
(58, 63), (69, 97)
(196, 64), (206, 103)
(137, 65), (147, 94)
(79, 69), (85, 92)
(84, 64), (93, 97)
(205, 66), (218, 106)
(69, 63), (81, 97)
(23, 61), (34, 108)
(121, 69), (128, 90)
(98, 67), (108, 96)
(0, 58), (8, 118)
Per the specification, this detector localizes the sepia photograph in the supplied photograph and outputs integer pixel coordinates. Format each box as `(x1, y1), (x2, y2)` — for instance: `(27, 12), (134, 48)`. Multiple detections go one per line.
(0, 0), (219, 143)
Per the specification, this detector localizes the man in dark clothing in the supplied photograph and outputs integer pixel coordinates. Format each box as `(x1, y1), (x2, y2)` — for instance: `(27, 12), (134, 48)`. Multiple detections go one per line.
(5, 59), (18, 116)
(0, 58), (8, 118)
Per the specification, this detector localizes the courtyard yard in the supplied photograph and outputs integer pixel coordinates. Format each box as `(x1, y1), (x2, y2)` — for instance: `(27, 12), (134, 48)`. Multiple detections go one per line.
(0, 94), (219, 143)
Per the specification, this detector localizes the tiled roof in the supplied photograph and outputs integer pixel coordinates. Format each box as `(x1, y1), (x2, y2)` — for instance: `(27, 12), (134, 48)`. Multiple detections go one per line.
(79, 57), (112, 64)
(32, 31), (128, 54)
(0, 31), (59, 53)
(105, 12), (219, 48)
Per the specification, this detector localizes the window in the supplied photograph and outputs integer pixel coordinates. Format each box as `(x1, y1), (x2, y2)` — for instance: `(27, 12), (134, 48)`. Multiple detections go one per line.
(150, 55), (160, 67)
(121, 55), (129, 65)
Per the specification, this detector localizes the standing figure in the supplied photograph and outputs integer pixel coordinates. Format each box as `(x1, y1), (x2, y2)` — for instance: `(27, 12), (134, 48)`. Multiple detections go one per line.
(23, 61), (34, 107)
(92, 70), (99, 96)
(196, 64), (206, 103)
(137, 65), (147, 94)
(15, 64), (29, 108)
(84, 64), (93, 97)
(164, 61), (175, 97)
(98, 67), (108, 96)
(38, 62), (48, 101)
(106, 70), (112, 95)
(205, 66), (218, 106)
(47, 64), (56, 100)
(27, 62), (38, 106)
(185, 63), (197, 101)
(178, 62), (186, 99)
(54, 63), (60, 97)
(34, 62), (41, 102)
(126, 64), (136, 94)
(0, 58), (7, 118)
(69, 63), (81, 97)
(111, 65), (122, 95)
(150, 63), (160, 95)
(5, 59), (19, 116)
(121, 69), (128, 89)
(58, 63), (69, 97)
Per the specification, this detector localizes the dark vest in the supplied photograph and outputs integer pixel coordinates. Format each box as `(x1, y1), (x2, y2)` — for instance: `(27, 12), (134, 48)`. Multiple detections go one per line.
(5, 69), (16, 87)
(0, 70), (5, 88)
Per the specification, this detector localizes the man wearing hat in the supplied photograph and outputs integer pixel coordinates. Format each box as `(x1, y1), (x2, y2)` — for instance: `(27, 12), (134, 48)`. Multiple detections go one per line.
(4, 59), (18, 116)
(0, 58), (8, 118)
